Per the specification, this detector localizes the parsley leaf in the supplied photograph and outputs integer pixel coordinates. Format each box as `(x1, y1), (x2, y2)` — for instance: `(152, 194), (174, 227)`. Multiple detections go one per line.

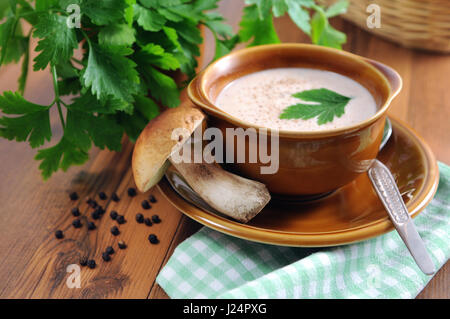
(285, 0), (311, 35)
(204, 16), (233, 38)
(136, 43), (180, 70)
(0, 91), (52, 148)
(271, 0), (288, 17)
(0, 18), (27, 66)
(35, 108), (124, 179)
(33, 13), (78, 70)
(35, 0), (59, 11)
(58, 78), (82, 96)
(239, 4), (280, 46)
(134, 95), (160, 121)
(85, 113), (124, 151)
(68, 92), (133, 115)
(55, 61), (82, 96)
(0, 2), (9, 18)
(157, 8), (184, 22)
(311, 3), (347, 49)
(279, 88), (352, 125)
(17, 36), (30, 94)
(64, 109), (92, 152)
(134, 4), (166, 32)
(98, 24), (136, 47)
(193, 0), (220, 11)
(325, 0), (349, 17)
(170, 32), (200, 78)
(171, 20), (203, 44)
(246, 0), (272, 19)
(82, 43), (140, 103)
(82, 0), (128, 26)
(204, 14), (236, 60)
(35, 136), (89, 180)
(115, 110), (148, 142)
(125, 0), (136, 26)
(141, 66), (180, 107)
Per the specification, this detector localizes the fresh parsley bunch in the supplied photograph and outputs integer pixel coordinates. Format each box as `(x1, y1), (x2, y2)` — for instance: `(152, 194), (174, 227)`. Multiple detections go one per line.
(0, 0), (348, 179)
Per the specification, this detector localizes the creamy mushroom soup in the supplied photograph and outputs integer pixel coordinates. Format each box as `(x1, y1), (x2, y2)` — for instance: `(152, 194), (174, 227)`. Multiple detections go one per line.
(215, 68), (378, 131)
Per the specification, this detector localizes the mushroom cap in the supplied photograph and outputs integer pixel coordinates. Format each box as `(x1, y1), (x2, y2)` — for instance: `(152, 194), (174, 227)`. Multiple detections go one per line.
(132, 102), (205, 192)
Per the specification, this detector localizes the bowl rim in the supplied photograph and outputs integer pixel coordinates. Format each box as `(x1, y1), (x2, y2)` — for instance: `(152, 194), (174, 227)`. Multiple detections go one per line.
(187, 43), (403, 139)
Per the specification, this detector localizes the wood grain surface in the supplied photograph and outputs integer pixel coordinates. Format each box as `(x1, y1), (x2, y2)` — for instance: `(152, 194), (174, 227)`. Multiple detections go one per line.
(0, 1), (448, 299)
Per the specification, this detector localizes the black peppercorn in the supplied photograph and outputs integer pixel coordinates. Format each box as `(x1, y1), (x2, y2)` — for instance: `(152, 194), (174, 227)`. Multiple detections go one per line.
(96, 206), (105, 214)
(110, 226), (120, 236)
(149, 195), (157, 203)
(111, 193), (120, 202)
(135, 213), (144, 223)
(118, 241), (127, 249)
(99, 192), (107, 200)
(80, 256), (88, 266)
(116, 215), (126, 224)
(87, 221), (96, 230)
(91, 210), (100, 220)
(102, 252), (111, 262)
(69, 192), (78, 200)
(71, 207), (80, 217)
(87, 259), (96, 269)
(55, 230), (64, 239)
(105, 246), (115, 255)
(72, 219), (82, 228)
(127, 187), (137, 197)
(110, 210), (118, 220)
(151, 215), (161, 224)
(86, 198), (98, 208)
(141, 200), (151, 210)
(144, 218), (152, 226)
(148, 234), (159, 244)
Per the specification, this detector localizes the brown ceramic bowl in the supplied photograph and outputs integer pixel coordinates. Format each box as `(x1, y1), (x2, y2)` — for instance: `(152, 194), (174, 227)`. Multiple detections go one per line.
(187, 44), (402, 196)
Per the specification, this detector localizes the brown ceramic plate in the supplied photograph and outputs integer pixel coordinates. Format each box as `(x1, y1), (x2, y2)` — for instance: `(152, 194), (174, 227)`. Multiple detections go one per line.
(158, 117), (439, 247)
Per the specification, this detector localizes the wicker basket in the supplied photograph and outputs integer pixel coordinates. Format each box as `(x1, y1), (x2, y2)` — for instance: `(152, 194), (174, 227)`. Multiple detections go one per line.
(323, 0), (450, 53)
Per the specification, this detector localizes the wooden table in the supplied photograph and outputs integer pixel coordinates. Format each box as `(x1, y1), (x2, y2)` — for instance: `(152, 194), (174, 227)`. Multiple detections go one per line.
(0, 1), (448, 299)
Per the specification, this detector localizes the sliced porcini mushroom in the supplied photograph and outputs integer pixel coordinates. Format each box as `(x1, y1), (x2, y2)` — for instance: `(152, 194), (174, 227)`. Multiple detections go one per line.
(132, 102), (204, 192)
(169, 159), (271, 223)
(132, 102), (271, 223)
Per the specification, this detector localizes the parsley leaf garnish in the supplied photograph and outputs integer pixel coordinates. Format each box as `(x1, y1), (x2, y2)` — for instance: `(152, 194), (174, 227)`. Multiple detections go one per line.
(279, 88), (352, 125)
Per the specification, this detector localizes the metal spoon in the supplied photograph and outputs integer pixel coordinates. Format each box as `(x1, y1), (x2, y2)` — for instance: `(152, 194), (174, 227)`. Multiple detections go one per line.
(165, 119), (435, 274)
(368, 119), (435, 275)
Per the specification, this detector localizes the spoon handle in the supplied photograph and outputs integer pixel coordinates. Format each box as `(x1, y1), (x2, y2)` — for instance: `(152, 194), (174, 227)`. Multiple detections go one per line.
(368, 159), (435, 275)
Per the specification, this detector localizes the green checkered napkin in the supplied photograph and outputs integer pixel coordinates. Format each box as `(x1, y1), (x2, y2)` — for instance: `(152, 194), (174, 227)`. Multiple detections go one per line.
(157, 162), (450, 299)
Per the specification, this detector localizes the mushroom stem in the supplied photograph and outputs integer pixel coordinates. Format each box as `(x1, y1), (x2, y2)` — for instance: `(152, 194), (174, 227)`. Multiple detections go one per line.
(168, 156), (271, 223)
